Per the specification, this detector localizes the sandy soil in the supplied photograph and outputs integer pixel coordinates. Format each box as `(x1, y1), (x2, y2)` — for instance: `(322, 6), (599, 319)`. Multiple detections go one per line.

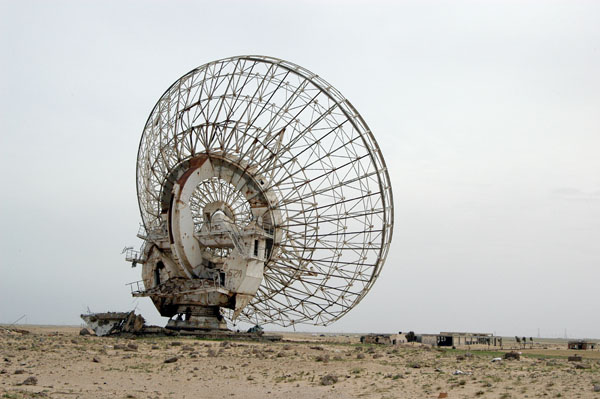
(1, 326), (599, 398)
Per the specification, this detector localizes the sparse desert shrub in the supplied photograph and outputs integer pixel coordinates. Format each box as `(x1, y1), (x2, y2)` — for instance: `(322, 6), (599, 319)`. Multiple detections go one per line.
(320, 374), (338, 385)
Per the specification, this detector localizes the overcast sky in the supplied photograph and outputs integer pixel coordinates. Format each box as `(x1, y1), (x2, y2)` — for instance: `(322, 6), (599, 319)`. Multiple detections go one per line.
(1, 0), (598, 338)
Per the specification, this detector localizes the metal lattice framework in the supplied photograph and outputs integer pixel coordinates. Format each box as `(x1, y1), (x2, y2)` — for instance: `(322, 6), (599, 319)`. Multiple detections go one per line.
(137, 55), (393, 327)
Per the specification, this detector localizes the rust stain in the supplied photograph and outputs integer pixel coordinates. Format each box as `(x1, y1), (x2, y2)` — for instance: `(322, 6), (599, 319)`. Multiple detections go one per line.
(177, 156), (209, 187)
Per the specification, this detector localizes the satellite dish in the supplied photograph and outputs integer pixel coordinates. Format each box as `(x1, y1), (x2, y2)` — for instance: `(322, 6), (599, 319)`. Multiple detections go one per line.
(131, 55), (393, 330)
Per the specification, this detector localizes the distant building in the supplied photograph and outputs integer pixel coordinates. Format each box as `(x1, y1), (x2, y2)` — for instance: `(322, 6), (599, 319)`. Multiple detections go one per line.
(360, 333), (407, 345)
(568, 340), (596, 350)
(420, 332), (499, 347)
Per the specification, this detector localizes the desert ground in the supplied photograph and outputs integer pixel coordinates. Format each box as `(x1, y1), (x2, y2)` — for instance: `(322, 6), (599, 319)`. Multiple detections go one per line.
(1, 326), (599, 399)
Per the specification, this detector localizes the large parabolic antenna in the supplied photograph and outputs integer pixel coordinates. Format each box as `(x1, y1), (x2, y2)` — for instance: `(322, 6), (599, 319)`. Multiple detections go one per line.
(127, 55), (393, 331)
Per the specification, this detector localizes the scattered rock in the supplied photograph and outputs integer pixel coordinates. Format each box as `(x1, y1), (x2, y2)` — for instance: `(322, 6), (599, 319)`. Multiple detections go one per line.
(113, 344), (127, 350)
(152, 345), (160, 350)
(315, 354), (329, 363)
(220, 341), (230, 348)
(438, 393), (448, 398)
(568, 355), (582, 362)
(20, 376), (38, 386)
(164, 357), (178, 364)
(320, 374), (338, 386)
(356, 353), (365, 359)
(504, 352), (520, 361)
(92, 357), (101, 363)
(207, 349), (217, 357)
(170, 342), (182, 347)
(575, 363), (591, 369)
(593, 384), (600, 392)
(127, 343), (138, 350)
(79, 328), (95, 336)
(309, 346), (324, 351)
(14, 369), (25, 375)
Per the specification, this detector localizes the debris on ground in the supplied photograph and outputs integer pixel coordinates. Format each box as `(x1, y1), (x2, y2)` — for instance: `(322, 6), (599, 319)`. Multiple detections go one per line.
(79, 327), (95, 336)
(453, 370), (472, 375)
(80, 311), (146, 336)
(247, 324), (264, 334)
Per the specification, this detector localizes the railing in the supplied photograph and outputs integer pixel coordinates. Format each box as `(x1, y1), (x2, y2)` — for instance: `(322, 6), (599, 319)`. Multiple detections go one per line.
(126, 280), (146, 295)
(126, 275), (224, 298)
(122, 244), (147, 267)
(124, 248), (143, 263)
(137, 223), (168, 241)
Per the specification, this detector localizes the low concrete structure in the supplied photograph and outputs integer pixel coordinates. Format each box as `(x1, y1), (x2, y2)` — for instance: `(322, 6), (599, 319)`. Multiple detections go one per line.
(360, 333), (407, 345)
(420, 332), (499, 347)
(568, 340), (596, 350)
